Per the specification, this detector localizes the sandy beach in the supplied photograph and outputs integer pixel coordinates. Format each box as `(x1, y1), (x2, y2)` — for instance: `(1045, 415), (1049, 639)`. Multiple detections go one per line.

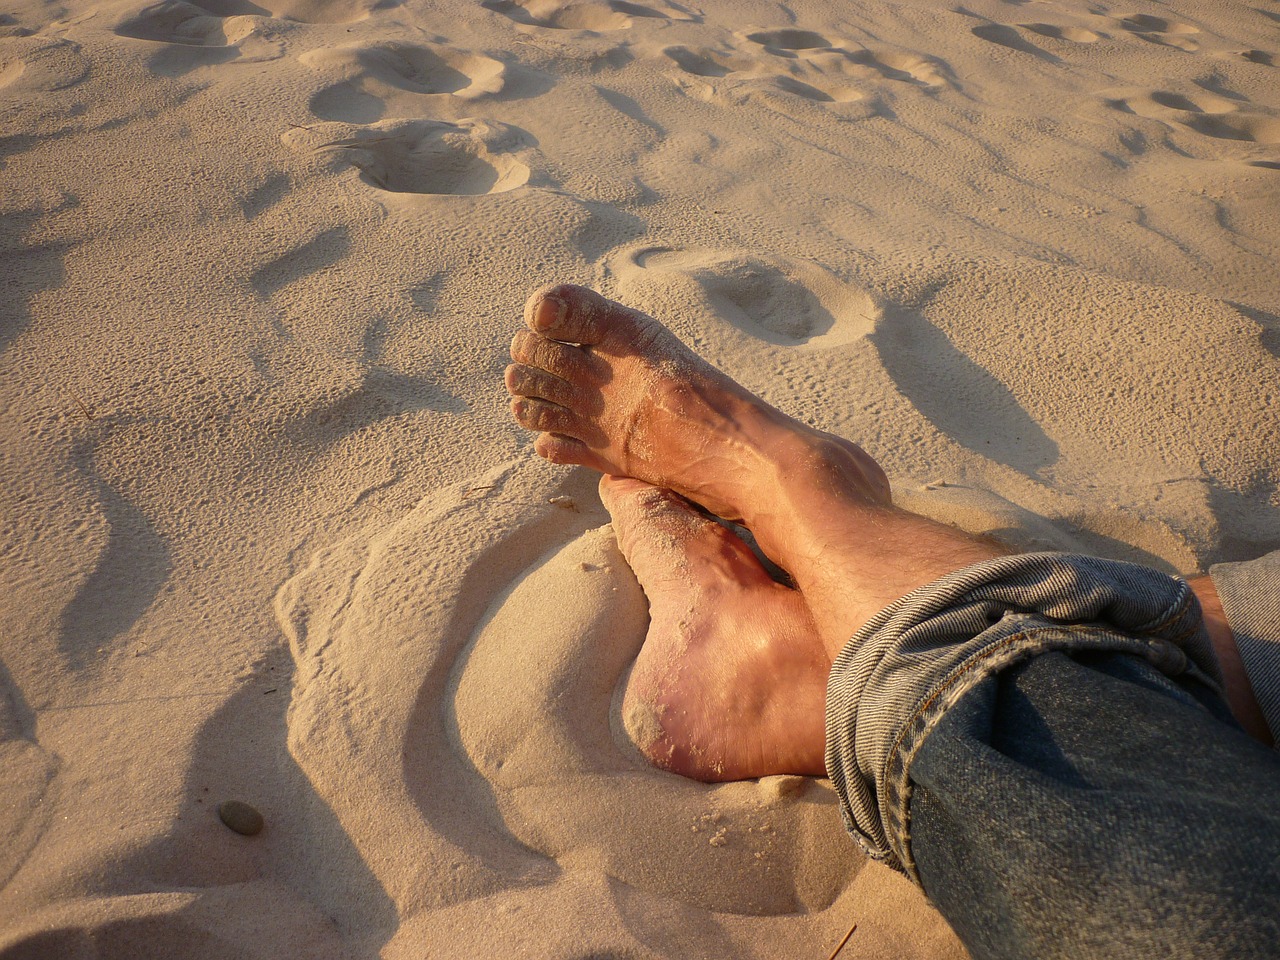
(1, 0), (1277, 955)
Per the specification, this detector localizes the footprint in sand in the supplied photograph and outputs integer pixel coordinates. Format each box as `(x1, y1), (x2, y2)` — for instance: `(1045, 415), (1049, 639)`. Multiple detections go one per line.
(665, 28), (952, 117)
(113, 0), (284, 73)
(301, 42), (510, 124)
(1110, 87), (1241, 120)
(664, 45), (869, 109)
(284, 119), (534, 196)
(609, 245), (877, 349)
(1105, 88), (1280, 145)
(1020, 22), (1102, 44)
(969, 21), (1062, 62)
(745, 28), (832, 53)
(206, 0), (393, 26)
(0, 13), (29, 37)
(1117, 13), (1201, 52)
(841, 46), (952, 87)
(482, 0), (698, 31)
(115, 0), (399, 73)
(969, 14), (1120, 59)
(1097, 11), (1277, 68)
(1182, 112), (1280, 144)
(661, 45), (747, 78)
(116, 0), (257, 44)
(0, 35), (89, 93)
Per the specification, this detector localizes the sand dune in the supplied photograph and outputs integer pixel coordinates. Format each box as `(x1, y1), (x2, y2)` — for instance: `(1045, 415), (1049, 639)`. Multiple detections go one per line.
(1, 0), (1277, 955)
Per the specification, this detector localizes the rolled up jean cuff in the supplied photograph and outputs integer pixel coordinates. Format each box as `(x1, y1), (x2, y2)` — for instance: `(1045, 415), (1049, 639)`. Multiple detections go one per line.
(824, 552), (1223, 883)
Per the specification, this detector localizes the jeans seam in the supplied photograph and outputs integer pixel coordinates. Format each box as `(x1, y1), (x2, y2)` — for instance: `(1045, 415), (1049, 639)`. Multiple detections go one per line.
(1140, 589), (1194, 637)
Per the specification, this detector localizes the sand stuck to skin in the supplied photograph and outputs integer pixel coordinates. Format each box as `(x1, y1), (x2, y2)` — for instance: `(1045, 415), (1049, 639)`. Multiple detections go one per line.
(1, 0), (1277, 955)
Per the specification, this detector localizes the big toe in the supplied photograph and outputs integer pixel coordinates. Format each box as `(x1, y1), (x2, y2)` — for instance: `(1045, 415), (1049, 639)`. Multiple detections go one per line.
(598, 473), (652, 503)
(524, 283), (643, 347)
(599, 474), (693, 524)
(599, 476), (706, 561)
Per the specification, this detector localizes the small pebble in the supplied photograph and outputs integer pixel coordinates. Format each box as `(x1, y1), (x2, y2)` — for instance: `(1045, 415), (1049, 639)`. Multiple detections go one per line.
(549, 495), (576, 510)
(218, 799), (264, 836)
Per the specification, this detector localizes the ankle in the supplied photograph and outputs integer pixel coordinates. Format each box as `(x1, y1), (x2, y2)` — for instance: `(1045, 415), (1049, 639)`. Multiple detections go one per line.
(751, 489), (1010, 657)
(825, 509), (1011, 649)
(743, 430), (889, 526)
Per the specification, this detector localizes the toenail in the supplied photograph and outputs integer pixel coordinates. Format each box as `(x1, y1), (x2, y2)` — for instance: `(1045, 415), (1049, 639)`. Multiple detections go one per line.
(534, 295), (567, 332)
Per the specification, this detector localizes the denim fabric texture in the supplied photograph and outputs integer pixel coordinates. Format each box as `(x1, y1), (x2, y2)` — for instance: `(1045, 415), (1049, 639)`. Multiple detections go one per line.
(910, 650), (1280, 960)
(823, 552), (1223, 880)
(1211, 549), (1280, 741)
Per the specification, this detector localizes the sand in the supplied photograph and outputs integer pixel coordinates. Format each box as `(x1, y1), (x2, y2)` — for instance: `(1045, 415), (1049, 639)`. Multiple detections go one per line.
(1, 0), (1277, 955)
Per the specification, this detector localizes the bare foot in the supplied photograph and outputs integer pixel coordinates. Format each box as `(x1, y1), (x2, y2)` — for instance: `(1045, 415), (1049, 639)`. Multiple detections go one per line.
(506, 283), (890, 523)
(508, 283), (1009, 654)
(602, 475), (829, 781)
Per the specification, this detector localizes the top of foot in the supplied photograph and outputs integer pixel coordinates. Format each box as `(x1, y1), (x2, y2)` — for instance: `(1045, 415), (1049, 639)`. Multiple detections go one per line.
(506, 283), (883, 523)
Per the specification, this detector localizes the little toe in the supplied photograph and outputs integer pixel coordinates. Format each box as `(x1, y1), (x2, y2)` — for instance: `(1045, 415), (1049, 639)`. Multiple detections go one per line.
(533, 432), (594, 467)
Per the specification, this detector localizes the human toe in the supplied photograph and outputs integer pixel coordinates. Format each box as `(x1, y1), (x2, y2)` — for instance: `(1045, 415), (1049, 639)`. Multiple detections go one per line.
(599, 475), (692, 527)
(505, 362), (581, 408)
(509, 329), (603, 384)
(600, 476), (726, 568)
(533, 432), (593, 466)
(524, 282), (654, 349)
(598, 474), (652, 501)
(510, 395), (582, 437)
(524, 283), (610, 344)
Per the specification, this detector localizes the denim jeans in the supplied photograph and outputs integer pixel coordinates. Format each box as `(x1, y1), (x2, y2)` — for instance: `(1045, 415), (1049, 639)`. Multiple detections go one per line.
(825, 553), (1280, 959)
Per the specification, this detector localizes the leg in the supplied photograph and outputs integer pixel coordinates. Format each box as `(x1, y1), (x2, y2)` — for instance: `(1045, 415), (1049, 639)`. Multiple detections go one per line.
(507, 283), (1006, 655)
(506, 284), (1280, 958)
(600, 475), (829, 781)
(602, 474), (1280, 956)
(910, 650), (1280, 960)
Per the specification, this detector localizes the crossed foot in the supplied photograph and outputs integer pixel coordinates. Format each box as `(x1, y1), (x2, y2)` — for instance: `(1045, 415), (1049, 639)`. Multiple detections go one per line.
(506, 284), (1006, 781)
(600, 475), (830, 780)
